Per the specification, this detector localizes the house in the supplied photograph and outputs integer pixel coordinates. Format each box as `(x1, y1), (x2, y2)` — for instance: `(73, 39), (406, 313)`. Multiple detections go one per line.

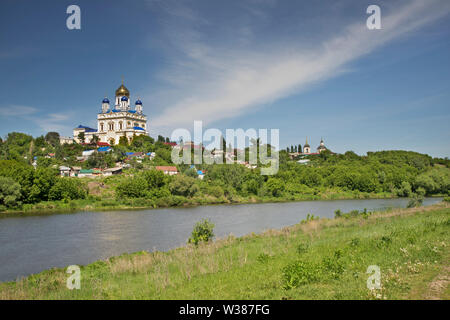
(155, 166), (178, 175)
(71, 166), (81, 177)
(59, 166), (71, 177)
(59, 136), (74, 145)
(103, 167), (122, 176)
(163, 142), (177, 147)
(125, 152), (144, 160)
(297, 159), (310, 165)
(146, 152), (156, 160)
(197, 170), (205, 180)
(97, 146), (112, 152)
(78, 169), (94, 177)
(82, 150), (96, 157)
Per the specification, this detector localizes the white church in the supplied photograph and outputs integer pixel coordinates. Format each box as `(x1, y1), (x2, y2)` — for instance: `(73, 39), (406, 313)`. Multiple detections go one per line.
(72, 81), (148, 145)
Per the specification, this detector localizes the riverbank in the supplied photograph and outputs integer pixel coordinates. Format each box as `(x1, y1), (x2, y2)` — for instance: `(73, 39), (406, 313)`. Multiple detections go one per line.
(0, 189), (401, 216)
(1, 202), (448, 299)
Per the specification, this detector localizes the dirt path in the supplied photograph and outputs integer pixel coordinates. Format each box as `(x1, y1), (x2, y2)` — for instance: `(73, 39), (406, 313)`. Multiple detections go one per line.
(425, 265), (450, 300)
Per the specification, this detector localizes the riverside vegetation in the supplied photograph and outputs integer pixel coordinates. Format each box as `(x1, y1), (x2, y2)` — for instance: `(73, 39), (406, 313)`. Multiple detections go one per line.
(0, 131), (449, 213)
(0, 202), (448, 299)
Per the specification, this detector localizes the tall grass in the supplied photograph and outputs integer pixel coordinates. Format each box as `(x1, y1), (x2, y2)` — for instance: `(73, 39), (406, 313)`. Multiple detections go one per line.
(0, 203), (448, 300)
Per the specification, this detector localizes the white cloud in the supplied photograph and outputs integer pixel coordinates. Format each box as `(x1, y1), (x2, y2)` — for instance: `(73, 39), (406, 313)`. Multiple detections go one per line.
(33, 113), (73, 133)
(148, 0), (450, 131)
(0, 105), (37, 116)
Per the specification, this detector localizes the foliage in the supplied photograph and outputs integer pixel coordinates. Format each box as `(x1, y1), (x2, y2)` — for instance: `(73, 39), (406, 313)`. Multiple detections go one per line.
(116, 176), (148, 199)
(407, 193), (424, 208)
(169, 175), (198, 197)
(188, 219), (215, 245)
(48, 178), (87, 201)
(0, 176), (22, 210)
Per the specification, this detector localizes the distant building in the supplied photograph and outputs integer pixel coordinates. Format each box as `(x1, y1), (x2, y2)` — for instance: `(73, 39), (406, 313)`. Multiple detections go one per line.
(156, 166), (178, 175)
(301, 137), (330, 155)
(73, 80), (148, 145)
(303, 137), (311, 154)
(59, 136), (74, 145)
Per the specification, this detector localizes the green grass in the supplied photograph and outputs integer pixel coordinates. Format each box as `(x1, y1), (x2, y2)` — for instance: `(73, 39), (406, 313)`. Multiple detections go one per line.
(1, 203), (448, 300)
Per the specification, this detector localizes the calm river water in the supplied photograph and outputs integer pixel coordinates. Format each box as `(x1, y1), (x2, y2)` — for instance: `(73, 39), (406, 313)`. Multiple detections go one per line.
(0, 197), (442, 282)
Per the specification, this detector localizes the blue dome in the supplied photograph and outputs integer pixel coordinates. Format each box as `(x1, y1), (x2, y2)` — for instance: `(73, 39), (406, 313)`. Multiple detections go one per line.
(135, 99), (142, 105)
(102, 98), (109, 103)
(121, 96), (128, 101)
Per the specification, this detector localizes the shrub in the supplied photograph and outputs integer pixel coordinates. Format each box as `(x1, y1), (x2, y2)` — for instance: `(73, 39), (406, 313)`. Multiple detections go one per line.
(208, 185), (224, 198)
(257, 253), (270, 263)
(188, 219), (215, 246)
(296, 242), (310, 255)
(407, 193), (424, 208)
(169, 175), (197, 197)
(321, 250), (345, 279)
(48, 178), (87, 201)
(282, 260), (320, 289)
(0, 176), (22, 209)
(334, 209), (342, 218)
(265, 178), (284, 197)
(116, 176), (148, 199)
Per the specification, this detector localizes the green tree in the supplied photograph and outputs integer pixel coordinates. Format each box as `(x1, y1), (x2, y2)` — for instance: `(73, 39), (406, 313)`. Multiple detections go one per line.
(118, 136), (129, 147)
(265, 178), (284, 197)
(48, 178), (87, 200)
(29, 167), (57, 202)
(45, 132), (60, 146)
(169, 175), (197, 197)
(0, 176), (22, 209)
(77, 132), (85, 144)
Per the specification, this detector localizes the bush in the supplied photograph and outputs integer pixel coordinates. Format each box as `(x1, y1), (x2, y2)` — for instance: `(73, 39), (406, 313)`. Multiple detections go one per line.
(48, 178), (87, 200)
(188, 219), (215, 246)
(208, 185), (224, 198)
(0, 176), (22, 209)
(282, 260), (320, 289)
(169, 175), (197, 197)
(407, 193), (424, 208)
(116, 176), (148, 199)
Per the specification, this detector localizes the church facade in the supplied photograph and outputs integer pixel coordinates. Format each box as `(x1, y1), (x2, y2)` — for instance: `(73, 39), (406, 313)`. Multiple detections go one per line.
(73, 82), (148, 145)
(301, 137), (328, 155)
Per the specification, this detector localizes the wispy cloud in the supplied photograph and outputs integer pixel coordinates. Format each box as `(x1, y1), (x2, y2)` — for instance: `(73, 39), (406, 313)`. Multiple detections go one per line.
(0, 105), (37, 116)
(32, 113), (73, 133)
(147, 0), (450, 131)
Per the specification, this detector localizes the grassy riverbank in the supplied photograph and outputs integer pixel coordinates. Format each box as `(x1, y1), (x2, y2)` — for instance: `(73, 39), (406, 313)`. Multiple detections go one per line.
(1, 202), (449, 300)
(1, 188), (398, 215)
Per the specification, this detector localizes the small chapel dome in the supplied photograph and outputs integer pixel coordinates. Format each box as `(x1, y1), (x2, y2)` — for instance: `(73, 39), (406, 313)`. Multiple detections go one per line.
(135, 99), (142, 105)
(102, 97), (110, 104)
(121, 96), (128, 101)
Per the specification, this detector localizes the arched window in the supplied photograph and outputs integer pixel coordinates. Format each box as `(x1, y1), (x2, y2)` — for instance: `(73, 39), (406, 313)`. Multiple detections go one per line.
(100, 123), (104, 132)
(119, 121), (123, 131)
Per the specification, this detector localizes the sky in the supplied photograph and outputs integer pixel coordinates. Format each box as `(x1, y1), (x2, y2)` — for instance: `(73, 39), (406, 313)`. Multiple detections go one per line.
(0, 0), (449, 157)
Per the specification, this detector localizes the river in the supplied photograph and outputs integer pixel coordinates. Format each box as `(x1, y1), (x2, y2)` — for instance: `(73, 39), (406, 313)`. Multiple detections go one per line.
(0, 197), (442, 282)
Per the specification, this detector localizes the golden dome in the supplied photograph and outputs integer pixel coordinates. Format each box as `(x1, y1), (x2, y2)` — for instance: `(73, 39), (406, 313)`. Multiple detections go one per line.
(115, 81), (130, 97)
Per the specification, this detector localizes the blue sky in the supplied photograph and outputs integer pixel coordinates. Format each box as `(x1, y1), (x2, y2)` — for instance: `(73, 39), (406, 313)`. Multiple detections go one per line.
(0, 0), (449, 157)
